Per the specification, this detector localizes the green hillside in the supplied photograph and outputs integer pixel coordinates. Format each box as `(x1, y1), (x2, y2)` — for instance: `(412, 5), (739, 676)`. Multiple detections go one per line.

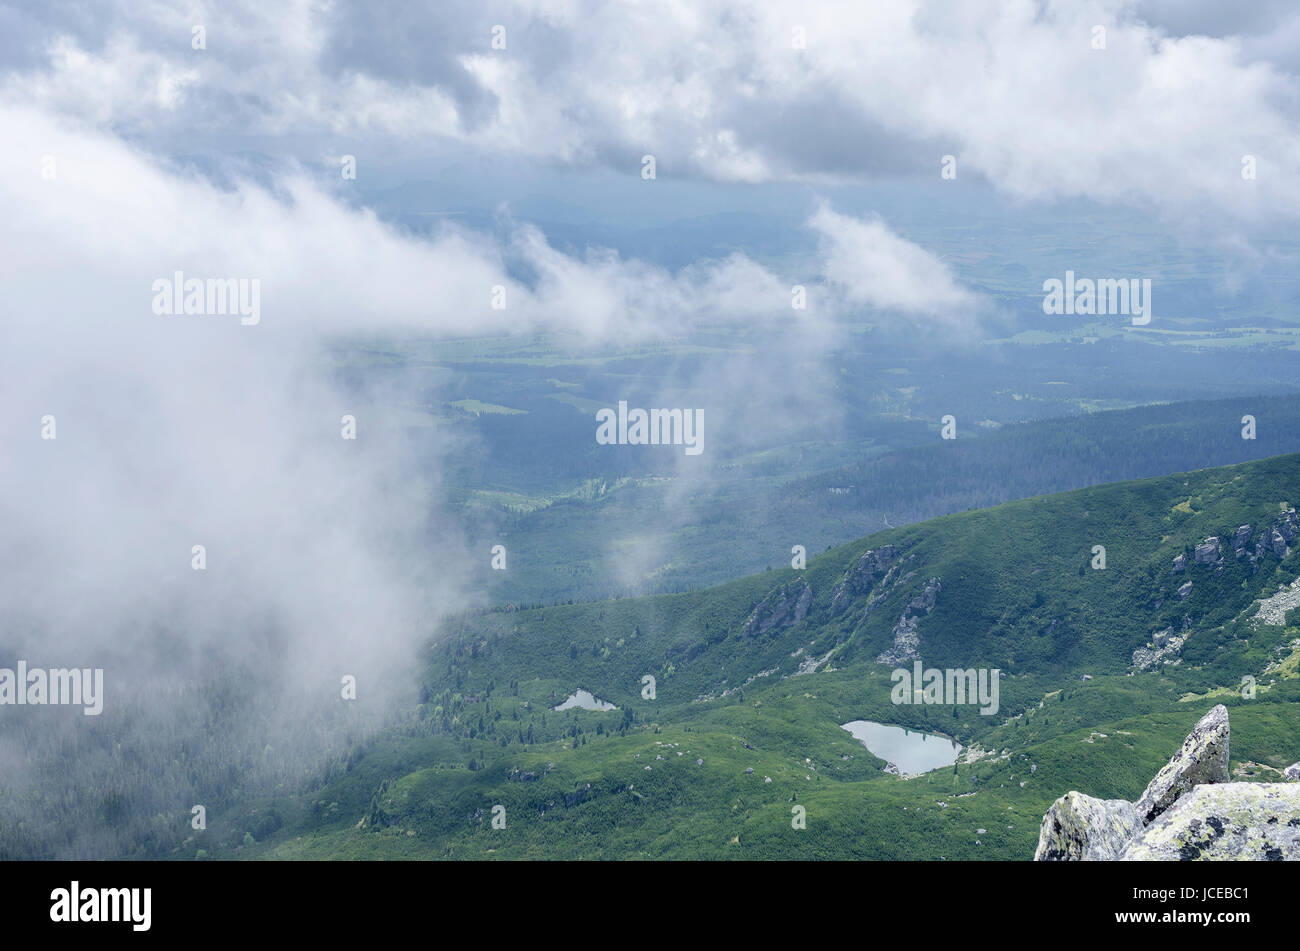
(233, 454), (1300, 860)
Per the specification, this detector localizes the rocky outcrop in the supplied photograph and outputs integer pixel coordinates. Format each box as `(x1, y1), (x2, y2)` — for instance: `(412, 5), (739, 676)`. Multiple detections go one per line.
(1034, 705), (1300, 860)
(1135, 705), (1229, 824)
(1120, 784), (1300, 860)
(861, 567), (902, 620)
(907, 578), (940, 614)
(1172, 510), (1296, 575)
(1250, 509), (1297, 563)
(880, 614), (921, 665)
(1132, 616), (1193, 671)
(1034, 793), (1142, 861)
(1285, 763), (1300, 782)
(1193, 537), (1221, 565)
(742, 579), (812, 638)
(829, 545), (896, 615)
(1132, 632), (1185, 670)
(1270, 529), (1289, 558)
(1277, 509), (1298, 545)
(876, 577), (940, 665)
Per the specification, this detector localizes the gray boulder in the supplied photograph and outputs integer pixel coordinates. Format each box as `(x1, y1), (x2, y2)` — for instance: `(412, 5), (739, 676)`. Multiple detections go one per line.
(1194, 538), (1221, 564)
(1034, 792), (1142, 861)
(1272, 528), (1289, 559)
(1285, 762), (1300, 782)
(1279, 509), (1299, 543)
(1120, 783), (1300, 860)
(1135, 705), (1230, 825)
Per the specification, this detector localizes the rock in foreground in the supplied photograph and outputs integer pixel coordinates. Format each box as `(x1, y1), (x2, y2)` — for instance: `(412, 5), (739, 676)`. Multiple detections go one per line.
(1134, 705), (1230, 825)
(1034, 705), (1300, 861)
(1120, 784), (1300, 861)
(1035, 792), (1141, 861)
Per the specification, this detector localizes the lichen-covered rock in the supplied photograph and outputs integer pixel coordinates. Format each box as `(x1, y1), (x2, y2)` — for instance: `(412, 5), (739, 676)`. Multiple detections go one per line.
(1034, 792), (1142, 861)
(1034, 706), (1300, 861)
(1120, 783), (1300, 860)
(1135, 705), (1230, 825)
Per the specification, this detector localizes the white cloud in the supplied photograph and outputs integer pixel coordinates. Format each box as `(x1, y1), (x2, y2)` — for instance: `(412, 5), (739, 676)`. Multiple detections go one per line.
(0, 100), (972, 689)
(810, 204), (986, 331)
(1, 100), (951, 682)
(6, 0), (1300, 219)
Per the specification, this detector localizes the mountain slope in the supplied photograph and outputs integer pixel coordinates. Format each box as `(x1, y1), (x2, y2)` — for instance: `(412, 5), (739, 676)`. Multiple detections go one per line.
(237, 453), (1300, 860)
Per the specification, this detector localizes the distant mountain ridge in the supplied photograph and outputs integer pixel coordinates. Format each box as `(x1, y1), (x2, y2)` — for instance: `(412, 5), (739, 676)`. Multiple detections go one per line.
(484, 392), (1300, 605)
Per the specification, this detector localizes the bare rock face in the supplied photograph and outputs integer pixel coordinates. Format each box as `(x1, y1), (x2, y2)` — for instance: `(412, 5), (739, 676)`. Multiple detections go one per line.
(1284, 762), (1300, 782)
(876, 577), (940, 665)
(1120, 784), (1300, 861)
(1135, 705), (1230, 825)
(741, 579), (812, 638)
(828, 546), (896, 615)
(1034, 792), (1142, 861)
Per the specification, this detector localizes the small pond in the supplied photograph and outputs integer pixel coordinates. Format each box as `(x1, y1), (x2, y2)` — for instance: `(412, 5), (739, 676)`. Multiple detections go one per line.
(553, 689), (617, 711)
(840, 720), (962, 775)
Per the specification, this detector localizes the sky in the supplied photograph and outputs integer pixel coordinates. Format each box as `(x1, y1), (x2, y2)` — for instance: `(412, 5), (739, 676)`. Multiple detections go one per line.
(4, 0), (1299, 211)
